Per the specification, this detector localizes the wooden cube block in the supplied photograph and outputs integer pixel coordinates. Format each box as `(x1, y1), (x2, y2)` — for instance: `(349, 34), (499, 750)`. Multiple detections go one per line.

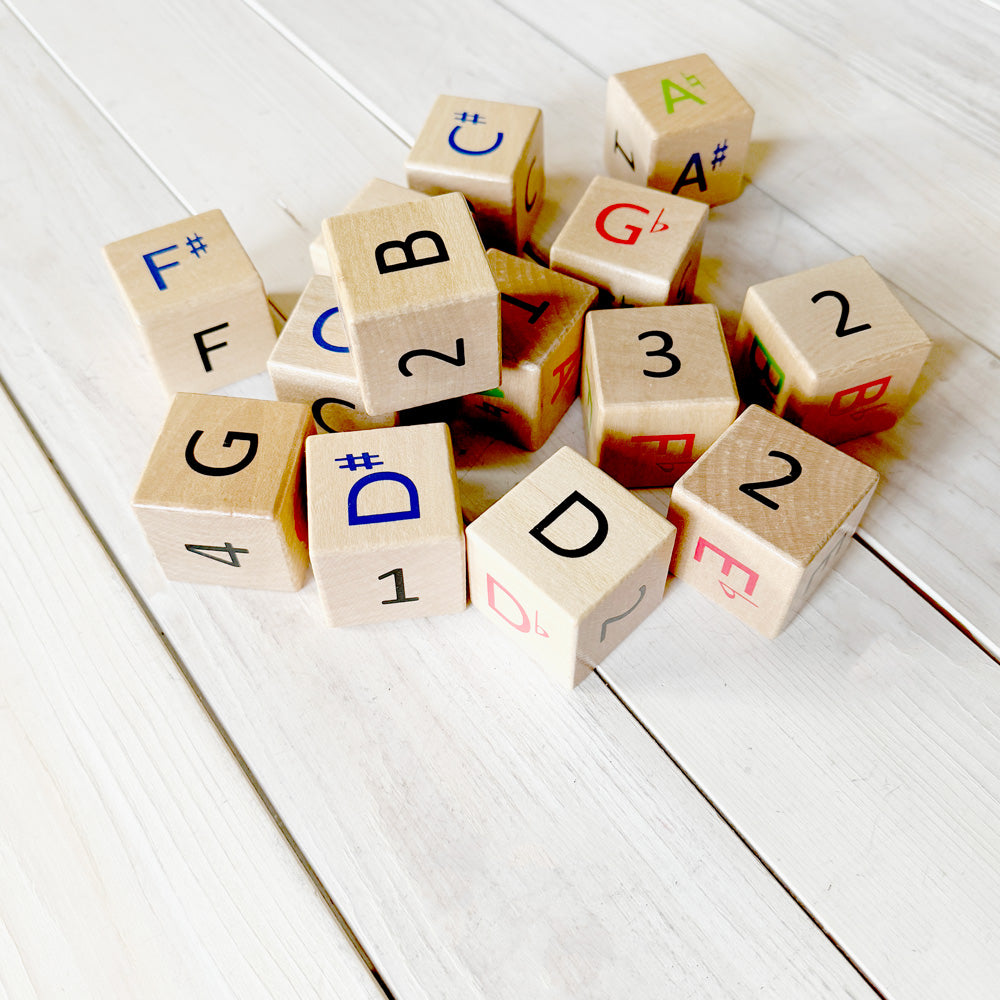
(104, 209), (276, 394)
(309, 179), (430, 275)
(549, 176), (707, 307)
(323, 192), (500, 413)
(605, 53), (754, 206)
(306, 423), (466, 626)
(405, 95), (544, 251)
(582, 303), (739, 487)
(668, 405), (879, 637)
(132, 393), (312, 590)
(733, 256), (933, 444)
(466, 446), (676, 688)
(267, 275), (398, 432)
(460, 249), (598, 450)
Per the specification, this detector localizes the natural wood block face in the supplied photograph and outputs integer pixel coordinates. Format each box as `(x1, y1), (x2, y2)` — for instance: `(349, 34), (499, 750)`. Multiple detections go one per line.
(466, 446), (676, 688)
(733, 256), (933, 444)
(669, 405), (879, 638)
(605, 53), (754, 206)
(132, 393), (312, 591)
(582, 304), (739, 487)
(460, 249), (598, 451)
(103, 209), (276, 394)
(405, 95), (544, 251)
(306, 423), (466, 627)
(310, 179), (430, 275)
(323, 192), (500, 413)
(549, 176), (707, 306)
(267, 275), (398, 432)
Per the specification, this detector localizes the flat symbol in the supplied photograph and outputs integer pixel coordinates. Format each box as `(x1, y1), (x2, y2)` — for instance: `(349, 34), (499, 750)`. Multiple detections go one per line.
(336, 452), (383, 471)
(711, 141), (728, 170)
(186, 233), (208, 257)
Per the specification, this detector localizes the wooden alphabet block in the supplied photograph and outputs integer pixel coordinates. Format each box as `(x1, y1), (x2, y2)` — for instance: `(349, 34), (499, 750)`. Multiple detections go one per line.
(267, 275), (398, 432)
(405, 95), (544, 251)
(103, 209), (276, 394)
(323, 192), (500, 413)
(466, 446), (675, 688)
(306, 423), (466, 626)
(460, 249), (598, 450)
(309, 179), (431, 275)
(132, 393), (312, 590)
(733, 256), (933, 444)
(605, 53), (754, 206)
(668, 405), (879, 637)
(582, 303), (739, 487)
(549, 176), (707, 306)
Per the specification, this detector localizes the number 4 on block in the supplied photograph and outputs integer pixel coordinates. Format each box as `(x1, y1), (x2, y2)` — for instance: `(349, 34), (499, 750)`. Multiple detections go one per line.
(668, 405), (878, 638)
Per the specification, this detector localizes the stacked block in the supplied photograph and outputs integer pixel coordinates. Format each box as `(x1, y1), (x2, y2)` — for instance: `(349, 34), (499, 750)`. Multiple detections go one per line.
(605, 53), (754, 205)
(549, 176), (707, 306)
(306, 423), (466, 627)
(405, 95), (544, 251)
(267, 275), (398, 433)
(460, 249), (598, 450)
(582, 303), (739, 487)
(132, 393), (312, 590)
(734, 255), (933, 444)
(669, 405), (879, 637)
(323, 192), (500, 413)
(466, 446), (676, 688)
(104, 209), (276, 393)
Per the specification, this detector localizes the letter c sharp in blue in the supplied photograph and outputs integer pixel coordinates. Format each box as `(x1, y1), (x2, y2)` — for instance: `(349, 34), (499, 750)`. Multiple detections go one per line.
(448, 125), (504, 156)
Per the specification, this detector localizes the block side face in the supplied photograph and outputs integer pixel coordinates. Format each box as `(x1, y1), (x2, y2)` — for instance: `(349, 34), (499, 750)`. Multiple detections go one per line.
(604, 74), (657, 184)
(512, 114), (545, 247)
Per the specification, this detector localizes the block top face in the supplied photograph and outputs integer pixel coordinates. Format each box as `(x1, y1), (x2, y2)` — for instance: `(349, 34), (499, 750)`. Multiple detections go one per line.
(467, 446), (674, 617)
(609, 53), (753, 133)
(323, 192), (497, 319)
(675, 405), (879, 563)
(269, 274), (352, 372)
(487, 249), (598, 364)
(306, 423), (461, 548)
(342, 177), (430, 213)
(586, 303), (737, 405)
(746, 256), (932, 378)
(132, 392), (311, 517)
(405, 95), (542, 185)
(103, 209), (259, 318)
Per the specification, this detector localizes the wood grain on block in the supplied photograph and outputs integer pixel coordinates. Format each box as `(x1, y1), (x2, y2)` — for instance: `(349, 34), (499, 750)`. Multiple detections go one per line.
(306, 423), (466, 626)
(103, 209), (275, 394)
(268, 275), (398, 433)
(605, 53), (754, 205)
(323, 192), (500, 413)
(132, 393), (312, 590)
(460, 249), (598, 450)
(466, 446), (675, 687)
(549, 176), (707, 306)
(405, 95), (544, 251)
(669, 405), (878, 637)
(582, 303), (738, 487)
(310, 179), (431, 275)
(734, 256), (933, 444)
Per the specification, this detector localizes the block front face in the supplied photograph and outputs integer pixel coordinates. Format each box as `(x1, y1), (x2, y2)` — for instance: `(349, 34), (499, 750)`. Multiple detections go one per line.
(582, 304), (739, 487)
(466, 446), (675, 687)
(461, 250), (598, 450)
(669, 405), (878, 637)
(132, 393), (312, 590)
(268, 276), (398, 433)
(735, 256), (932, 444)
(103, 209), (276, 393)
(306, 424), (466, 627)
(605, 53), (754, 206)
(324, 193), (500, 413)
(549, 176), (707, 306)
(405, 95), (544, 250)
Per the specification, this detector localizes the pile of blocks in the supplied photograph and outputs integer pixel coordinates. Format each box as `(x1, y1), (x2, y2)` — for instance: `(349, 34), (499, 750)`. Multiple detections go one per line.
(105, 54), (931, 689)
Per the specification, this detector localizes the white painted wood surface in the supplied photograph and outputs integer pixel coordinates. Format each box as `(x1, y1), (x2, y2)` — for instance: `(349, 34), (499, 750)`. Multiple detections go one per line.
(2, 1), (999, 998)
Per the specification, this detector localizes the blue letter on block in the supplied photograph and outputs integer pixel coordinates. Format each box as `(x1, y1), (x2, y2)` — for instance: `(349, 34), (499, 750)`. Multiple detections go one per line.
(312, 307), (348, 352)
(347, 471), (420, 525)
(142, 245), (181, 290)
(448, 126), (504, 156)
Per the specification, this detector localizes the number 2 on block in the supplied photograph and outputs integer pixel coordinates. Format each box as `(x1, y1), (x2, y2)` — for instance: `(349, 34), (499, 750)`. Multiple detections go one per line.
(738, 451), (802, 510)
(811, 289), (872, 338)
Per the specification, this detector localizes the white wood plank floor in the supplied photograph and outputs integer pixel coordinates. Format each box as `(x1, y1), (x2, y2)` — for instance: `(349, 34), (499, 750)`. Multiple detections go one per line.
(2, 1), (997, 997)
